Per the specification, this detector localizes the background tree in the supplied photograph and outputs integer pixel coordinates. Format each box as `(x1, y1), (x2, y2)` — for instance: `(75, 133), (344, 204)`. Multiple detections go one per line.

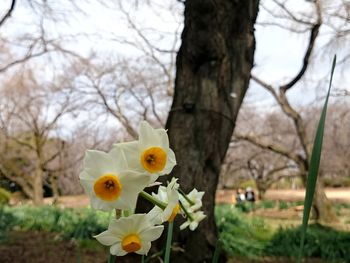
(0, 68), (79, 204)
(233, 0), (347, 223)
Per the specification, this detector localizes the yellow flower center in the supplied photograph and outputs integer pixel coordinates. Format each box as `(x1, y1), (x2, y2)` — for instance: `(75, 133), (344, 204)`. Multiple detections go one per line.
(122, 234), (142, 253)
(93, 174), (122, 201)
(141, 147), (167, 173)
(168, 203), (180, 222)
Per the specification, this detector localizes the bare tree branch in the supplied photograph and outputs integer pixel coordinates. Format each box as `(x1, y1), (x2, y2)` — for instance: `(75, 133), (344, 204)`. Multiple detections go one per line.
(234, 133), (304, 166)
(0, 0), (16, 27)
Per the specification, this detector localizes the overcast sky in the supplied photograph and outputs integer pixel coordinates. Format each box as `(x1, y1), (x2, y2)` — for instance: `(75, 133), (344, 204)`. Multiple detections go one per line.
(1, 0), (348, 113)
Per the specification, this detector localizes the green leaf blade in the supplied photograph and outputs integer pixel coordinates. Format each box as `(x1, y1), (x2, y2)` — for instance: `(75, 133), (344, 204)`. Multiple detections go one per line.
(298, 55), (337, 262)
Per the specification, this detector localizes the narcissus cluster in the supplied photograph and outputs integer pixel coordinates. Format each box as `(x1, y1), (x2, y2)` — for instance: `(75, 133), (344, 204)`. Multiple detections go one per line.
(79, 121), (206, 257)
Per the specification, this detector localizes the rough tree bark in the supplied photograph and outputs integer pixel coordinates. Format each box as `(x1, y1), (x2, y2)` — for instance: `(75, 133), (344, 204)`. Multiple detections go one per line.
(300, 165), (338, 223)
(165, 0), (259, 261)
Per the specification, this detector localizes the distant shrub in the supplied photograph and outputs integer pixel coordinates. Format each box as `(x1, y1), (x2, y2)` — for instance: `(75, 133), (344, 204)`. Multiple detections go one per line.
(0, 206), (17, 240)
(216, 205), (271, 259)
(235, 202), (256, 213)
(0, 188), (11, 204)
(278, 201), (288, 210)
(323, 177), (350, 187)
(257, 200), (276, 209)
(265, 224), (350, 262)
(1, 206), (110, 240)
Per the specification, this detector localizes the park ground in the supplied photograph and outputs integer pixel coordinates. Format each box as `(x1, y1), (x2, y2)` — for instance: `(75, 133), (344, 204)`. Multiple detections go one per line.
(1, 188), (349, 263)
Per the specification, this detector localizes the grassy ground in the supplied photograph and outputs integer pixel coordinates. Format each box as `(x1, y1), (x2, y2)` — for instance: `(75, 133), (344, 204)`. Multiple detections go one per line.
(0, 201), (349, 263)
(216, 204), (350, 263)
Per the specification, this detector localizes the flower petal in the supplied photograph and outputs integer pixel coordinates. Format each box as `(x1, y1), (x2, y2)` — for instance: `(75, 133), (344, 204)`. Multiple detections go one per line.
(180, 221), (190, 230)
(147, 206), (163, 225)
(84, 150), (117, 178)
(94, 230), (119, 246)
(108, 145), (129, 171)
(117, 171), (150, 209)
(162, 148), (177, 175)
(110, 214), (148, 235)
(79, 171), (94, 181)
(189, 221), (199, 231)
(90, 195), (114, 211)
(139, 225), (164, 242)
(110, 243), (127, 256)
(156, 128), (169, 148)
(136, 241), (151, 255)
(139, 121), (162, 149)
(80, 180), (93, 197)
(116, 141), (143, 172)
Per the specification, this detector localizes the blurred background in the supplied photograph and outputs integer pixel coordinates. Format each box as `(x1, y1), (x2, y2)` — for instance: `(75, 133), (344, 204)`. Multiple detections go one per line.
(0, 0), (349, 262)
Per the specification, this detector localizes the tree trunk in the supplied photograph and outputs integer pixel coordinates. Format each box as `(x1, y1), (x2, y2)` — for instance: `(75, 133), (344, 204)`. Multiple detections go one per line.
(51, 174), (60, 204)
(32, 168), (44, 205)
(300, 169), (338, 223)
(165, 1), (259, 261)
(257, 185), (267, 200)
(313, 179), (339, 223)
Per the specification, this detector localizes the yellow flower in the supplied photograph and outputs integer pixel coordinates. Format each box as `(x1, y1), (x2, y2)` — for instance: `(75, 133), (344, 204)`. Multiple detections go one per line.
(115, 121), (176, 183)
(79, 147), (150, 211)
(94, 214), (164, 256)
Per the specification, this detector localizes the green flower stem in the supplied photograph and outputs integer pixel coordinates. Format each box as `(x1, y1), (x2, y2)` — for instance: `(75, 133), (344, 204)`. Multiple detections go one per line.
(212, 239), (222, 263)
(122, 209), (130, 217)
(139, 191), (167, 210)
(164, 221), (174, 263)
(108, 253), (116, 263)
(179, 200), (194, 221)
(178, 188), (195, 206)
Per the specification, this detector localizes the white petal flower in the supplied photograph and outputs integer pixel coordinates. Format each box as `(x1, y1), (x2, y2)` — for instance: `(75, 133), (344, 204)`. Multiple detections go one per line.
(179, 188), (205, 212)
(79, 146), (150, 211)
(95, 214), (164, 256)
(180, 211), (206, 231)
(148, 178), (180, 224)
(115, 121), (176, 183)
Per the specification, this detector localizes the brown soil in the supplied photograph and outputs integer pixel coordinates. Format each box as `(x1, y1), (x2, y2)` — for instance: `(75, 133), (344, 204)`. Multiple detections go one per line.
(0, 231), (107, 263)
(0, 231), (326, 263)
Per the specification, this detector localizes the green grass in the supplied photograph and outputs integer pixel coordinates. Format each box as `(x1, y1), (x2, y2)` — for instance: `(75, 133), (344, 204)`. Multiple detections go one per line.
(215, 205), (272, 259)
(1, 204), (349, 262)
(0, 205), (110, 240)
(265, 224), (350, 262)
(215, 204), (350, 262)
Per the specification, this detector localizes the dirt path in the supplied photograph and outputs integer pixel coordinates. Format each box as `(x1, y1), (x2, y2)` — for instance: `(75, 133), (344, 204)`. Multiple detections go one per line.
(216, 188), (350, 204)
(37, 188), (350, 208)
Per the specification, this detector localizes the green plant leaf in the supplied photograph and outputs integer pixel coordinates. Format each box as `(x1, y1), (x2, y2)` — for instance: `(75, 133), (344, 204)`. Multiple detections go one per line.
(212, 239), (222, 263)
(164, 221), (174, 263)
(298, 55), (337, 262)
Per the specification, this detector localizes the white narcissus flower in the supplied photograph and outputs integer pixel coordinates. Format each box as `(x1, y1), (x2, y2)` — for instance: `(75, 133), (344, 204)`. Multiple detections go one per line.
(79, 146), (150, 211)
(180, 188), (205, 212)
(115, 121), (176, 183)
(180, 211), (206, 231)
(95, 214), (164, 256)
(148, 178), (180, 224)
